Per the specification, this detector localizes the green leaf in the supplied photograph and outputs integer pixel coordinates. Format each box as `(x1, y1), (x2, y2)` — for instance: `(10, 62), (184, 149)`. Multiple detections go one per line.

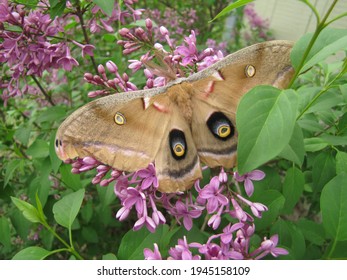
(82, 227), (99, 243)
(282, 167), (305, 214)
(4, 159), (22, 187)
(59, 164), (82, 190)
(253, 190), (285, 231)
(27, 139), (49, 158)
(336, 151), (347, 174)
(0, 217), (11, 251)
(312, 152), (336, 192)
(237, 86), (298, 174)
(321, 173), (347, 241)
(14, 125), (31, 146)
(12, 246), (51, 260)
(92, 0), (115, 17)
(36, 106), (66, 123)
(209, 0), (254, 22)
(279, 124), (305, 166)
(304, 137), (329, 152)
(297, 219), (325, 246)
(291, 28), (347, 72)
(118, 225), (166, 260)
(102, 253), (118, 260)
(49, 0), (66, 19)
(53, 189), (85, 229)
(11, 197), (41, 223)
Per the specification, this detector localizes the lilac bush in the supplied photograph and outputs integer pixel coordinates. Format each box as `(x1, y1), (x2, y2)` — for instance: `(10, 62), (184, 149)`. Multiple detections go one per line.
(1, 0), (293, 260)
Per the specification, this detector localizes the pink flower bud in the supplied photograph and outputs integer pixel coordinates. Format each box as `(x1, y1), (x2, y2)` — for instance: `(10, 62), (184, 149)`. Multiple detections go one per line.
(119, 28), (130, 37)
(84, 73), (93, 81)
(97, 64), (105, 75)
(159, 26), (169, 36)
(106, 61), (118, 73)
(145, 18), (153, 30)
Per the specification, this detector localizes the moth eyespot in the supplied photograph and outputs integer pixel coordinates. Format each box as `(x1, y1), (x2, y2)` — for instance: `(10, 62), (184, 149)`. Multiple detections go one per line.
(114, 112), (126, 125)
(245, 65), (256, 78)
(217, 125), (231, 138)
(173, 143), (185, 157)
(207, 112), (234, 141)
(169, 129), (187, 160)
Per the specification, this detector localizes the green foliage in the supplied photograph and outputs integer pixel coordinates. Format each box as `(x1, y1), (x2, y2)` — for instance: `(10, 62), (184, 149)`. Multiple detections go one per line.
(1, 0), (346, 261)
(237, 87), (298, 174)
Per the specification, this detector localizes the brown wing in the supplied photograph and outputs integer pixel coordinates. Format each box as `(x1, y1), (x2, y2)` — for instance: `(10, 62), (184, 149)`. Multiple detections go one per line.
(189, 41), (294, 168)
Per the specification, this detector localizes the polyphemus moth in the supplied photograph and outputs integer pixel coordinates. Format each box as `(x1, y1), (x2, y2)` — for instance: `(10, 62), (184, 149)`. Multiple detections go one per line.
(55, 40), (294, 193)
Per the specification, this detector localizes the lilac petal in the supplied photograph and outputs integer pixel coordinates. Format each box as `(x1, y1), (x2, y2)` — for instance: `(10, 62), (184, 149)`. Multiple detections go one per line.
(272, 247), (289, 256)
(217, 194), (229, 205)
(234, 172), (245, 182)
(116, 206), (130, 221)
(175, 201), (186, 213)
(221, 233), (232, 244)
(141, 177), (153, 190)
(181, 250), (193, 260)
(244, 178), (254, 196)
(227, 251), (244, 260)
(145, 216), (156, 233)
(270, 234), (279, 245)
(189, 209), (202, 218)
(248, 170), (265, 181)
(206, 198), (219, 213)
(133, 216), (146, 231)
(183, 216), (193, 230)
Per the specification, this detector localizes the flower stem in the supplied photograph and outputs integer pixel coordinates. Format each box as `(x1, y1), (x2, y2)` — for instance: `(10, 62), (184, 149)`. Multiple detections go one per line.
(41, 220), (84, 260)
(31, 75), (55, 106)
(288, 0), (339, 88)
(75, 1), (98, 74)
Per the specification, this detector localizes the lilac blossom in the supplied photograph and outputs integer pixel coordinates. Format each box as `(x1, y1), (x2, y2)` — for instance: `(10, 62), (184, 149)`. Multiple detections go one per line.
(144, 243), (162, 260)
(198, 176), (228, 213)
(169, 200), (202, 231)
(234, 170), (265, 196)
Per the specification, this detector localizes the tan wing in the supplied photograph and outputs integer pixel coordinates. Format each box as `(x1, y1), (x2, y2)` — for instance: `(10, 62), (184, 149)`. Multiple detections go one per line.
(55, 91), (201, 193)
(55, 93), (171, 172)
(189, 41), (294, 168)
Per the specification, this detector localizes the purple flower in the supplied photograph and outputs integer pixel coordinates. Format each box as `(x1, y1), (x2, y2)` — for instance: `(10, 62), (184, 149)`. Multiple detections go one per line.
(198, 176), (228, 213)
(174, 30), (198, 66)
(144, 243), (162, 260)
(261, 235), (289, 257)
(236, 194), (268, 218)
(170, 200), (202, 231)
(57, 47), (79, 71)
(133, 214), (156, 233)
(221, 223), (244, 244)
(123, 188), (145, 214)
(234, 170), (265, 196)
(72, 40), (95, 57)
(136, 163), (158, 190)
(168, 237), (200, 260)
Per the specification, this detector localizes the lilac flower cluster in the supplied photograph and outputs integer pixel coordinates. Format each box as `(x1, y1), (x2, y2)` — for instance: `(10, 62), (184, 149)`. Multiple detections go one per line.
(72, 155), (288, 259)
(243, 3), (273, 42)
(145, 8), (198, 42)
(0, 1), (94, 104)
(83, 18), (224, 98)
(88, 0), (144, 33)
(145, 233), (288, 260)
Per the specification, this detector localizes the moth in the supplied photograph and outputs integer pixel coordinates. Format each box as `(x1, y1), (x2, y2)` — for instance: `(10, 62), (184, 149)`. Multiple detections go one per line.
(55, 40), (294, 193)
